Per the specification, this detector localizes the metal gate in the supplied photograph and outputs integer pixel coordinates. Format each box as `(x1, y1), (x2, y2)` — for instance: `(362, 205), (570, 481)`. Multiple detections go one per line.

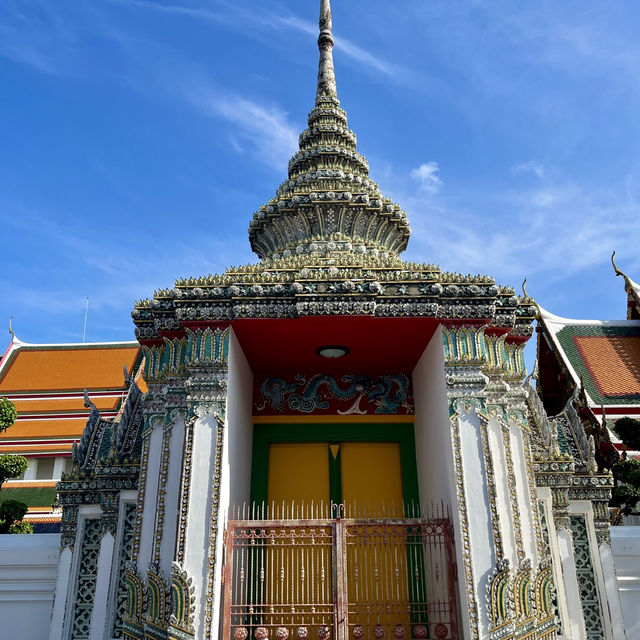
(222, 506), (458, 640)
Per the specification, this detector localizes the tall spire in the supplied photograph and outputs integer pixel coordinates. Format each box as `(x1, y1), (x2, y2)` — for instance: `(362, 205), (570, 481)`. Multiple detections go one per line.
(248, 1), (411, 260)
(317, 0), (337, 100)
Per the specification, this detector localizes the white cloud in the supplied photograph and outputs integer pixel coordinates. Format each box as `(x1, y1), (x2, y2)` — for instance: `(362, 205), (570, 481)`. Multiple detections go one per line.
(410, 162), (442, 194)
(384, 164), (640, 287)
(512, 161), (544, 179)
(195, 89), (299, 171)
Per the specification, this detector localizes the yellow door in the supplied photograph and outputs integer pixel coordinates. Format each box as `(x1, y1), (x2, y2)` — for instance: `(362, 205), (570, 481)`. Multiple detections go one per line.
(268, 443), (330, 518)
(341, 442), (403, 517)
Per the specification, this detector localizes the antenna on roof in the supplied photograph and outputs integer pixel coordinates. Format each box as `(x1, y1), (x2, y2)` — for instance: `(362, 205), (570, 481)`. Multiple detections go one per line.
(82, 298), (89, 343)
(8, 316), (14, 340)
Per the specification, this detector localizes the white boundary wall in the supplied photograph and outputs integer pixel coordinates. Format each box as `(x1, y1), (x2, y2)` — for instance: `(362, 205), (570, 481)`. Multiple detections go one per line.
(612, 525), (640, 639)
(0, 533), (59, 639)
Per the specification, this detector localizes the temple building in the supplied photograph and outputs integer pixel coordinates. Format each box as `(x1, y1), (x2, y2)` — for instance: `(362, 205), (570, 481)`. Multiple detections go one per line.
(2, 1), (627, 639)
(0, 335), (144, 530)
(537, 255), (640, 436)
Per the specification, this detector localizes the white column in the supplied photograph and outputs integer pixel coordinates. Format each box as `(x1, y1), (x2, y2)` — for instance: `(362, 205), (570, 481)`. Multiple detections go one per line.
(536, 490), (573, 639)
(137, 426), (163, 574)
(49, 547), (73, 640)
(458, 405), (495, 637)
(53, 457), (65, 479)
(24, 458), (37, 480)
(599, 542), (626, 640)
(89, 532), (116, 640)
(557, 527), (587, 640)
(184, 409), (219, 639)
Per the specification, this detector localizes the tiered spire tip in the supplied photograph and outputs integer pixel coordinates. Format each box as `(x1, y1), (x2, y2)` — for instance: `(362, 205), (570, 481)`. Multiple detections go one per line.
(317, 0), (337, 100)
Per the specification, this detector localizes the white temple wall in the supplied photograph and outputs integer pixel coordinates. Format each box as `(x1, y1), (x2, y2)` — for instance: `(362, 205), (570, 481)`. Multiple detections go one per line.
(557, 525), (587, 639)
(0, 533), (59, 640)
(599, 539), (627, 640)
(536, 488), (574, 639)
(49, 546), (72, 640)
(487, 415), (517, 566)
(89, 531), (115, 640)
(183, 409), (217, 639)
(510, 423), (538, 565)
(136, 425), (163, 575)
(457, 405), (495, 638)
(212, 329), (254, 637)
(225, 329), (255, 509)
(159, 417), (186, 571)
(412, 326), (456, 512)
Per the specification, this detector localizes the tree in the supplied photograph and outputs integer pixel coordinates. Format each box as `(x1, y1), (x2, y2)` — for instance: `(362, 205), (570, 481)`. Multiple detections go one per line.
(0, 397), (32, 534)
(611, 417), (640, 516)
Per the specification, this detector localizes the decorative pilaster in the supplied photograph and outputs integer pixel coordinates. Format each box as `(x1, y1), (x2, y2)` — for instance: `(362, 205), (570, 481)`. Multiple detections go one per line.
(443, 325), (491, 640)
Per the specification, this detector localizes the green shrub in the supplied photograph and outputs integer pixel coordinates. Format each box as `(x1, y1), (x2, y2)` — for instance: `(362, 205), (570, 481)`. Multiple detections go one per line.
(8, 520), (34, 534)
(0, 397), (17, 433)
(0, 500), (29, 534)
(613, 417), (640, 452)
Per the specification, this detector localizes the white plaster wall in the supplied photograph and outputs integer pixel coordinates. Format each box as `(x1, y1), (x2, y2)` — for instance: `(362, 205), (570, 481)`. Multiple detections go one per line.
(611, 526), (640, 639)
(557, 527), (587, 640)
(89, 532), (115, 640)
(184, 410), (216, 639)
(510, 425), (537, 565)
(458, 406), (495, 637)
(225, 330), (255, 509)
(137, 426), (163, 575)
(487, 416), (516, 565)
(535, 488), (574, 639)
(412, 327), (456, 512)
(0, 533), (59, 640)
(49, 547), (73, 640)
(213, 329), (254, 638)
(160, 418), (186, 571)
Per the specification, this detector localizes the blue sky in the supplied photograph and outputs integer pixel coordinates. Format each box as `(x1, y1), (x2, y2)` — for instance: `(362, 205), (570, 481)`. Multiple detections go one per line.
(1, 0), (639, 358)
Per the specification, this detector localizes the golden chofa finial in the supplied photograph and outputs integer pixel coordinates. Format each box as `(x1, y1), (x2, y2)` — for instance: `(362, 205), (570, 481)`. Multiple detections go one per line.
(522, 278), (530, 300)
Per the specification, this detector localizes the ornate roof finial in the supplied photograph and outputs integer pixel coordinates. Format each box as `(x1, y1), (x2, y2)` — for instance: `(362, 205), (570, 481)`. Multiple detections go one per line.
(611, 250), (624, 277)
(317, 0), (337, 100)
(247, 1), (410, 260)
(8, 316), (14, 340)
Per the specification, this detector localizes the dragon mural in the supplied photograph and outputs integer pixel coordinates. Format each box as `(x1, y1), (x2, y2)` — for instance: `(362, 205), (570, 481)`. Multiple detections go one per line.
(255, 373), (414, 415)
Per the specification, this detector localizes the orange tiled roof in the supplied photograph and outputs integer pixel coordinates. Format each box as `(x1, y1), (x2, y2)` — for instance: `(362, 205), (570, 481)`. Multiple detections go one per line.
(11, 395), (122, 414)
(0, 339), (144, 454)
(0, 417), (92, 440)
(0, 344), (140, 392)
(574, 335), (640, 397)
(0, 443), (74, 454)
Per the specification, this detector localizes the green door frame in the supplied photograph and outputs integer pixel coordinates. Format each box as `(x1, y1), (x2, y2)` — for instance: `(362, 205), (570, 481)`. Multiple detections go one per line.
(250, 422), (420, 515)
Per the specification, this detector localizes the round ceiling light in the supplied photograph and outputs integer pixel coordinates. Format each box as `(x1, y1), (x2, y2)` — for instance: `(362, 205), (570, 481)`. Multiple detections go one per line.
(316, 345), (349, 359)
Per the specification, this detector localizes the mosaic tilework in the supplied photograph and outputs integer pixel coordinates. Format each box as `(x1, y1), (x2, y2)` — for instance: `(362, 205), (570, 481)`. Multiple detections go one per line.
(569, 515), (604, 640)
(113, 503), (137, 638)
(71, 519), (101, 640)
